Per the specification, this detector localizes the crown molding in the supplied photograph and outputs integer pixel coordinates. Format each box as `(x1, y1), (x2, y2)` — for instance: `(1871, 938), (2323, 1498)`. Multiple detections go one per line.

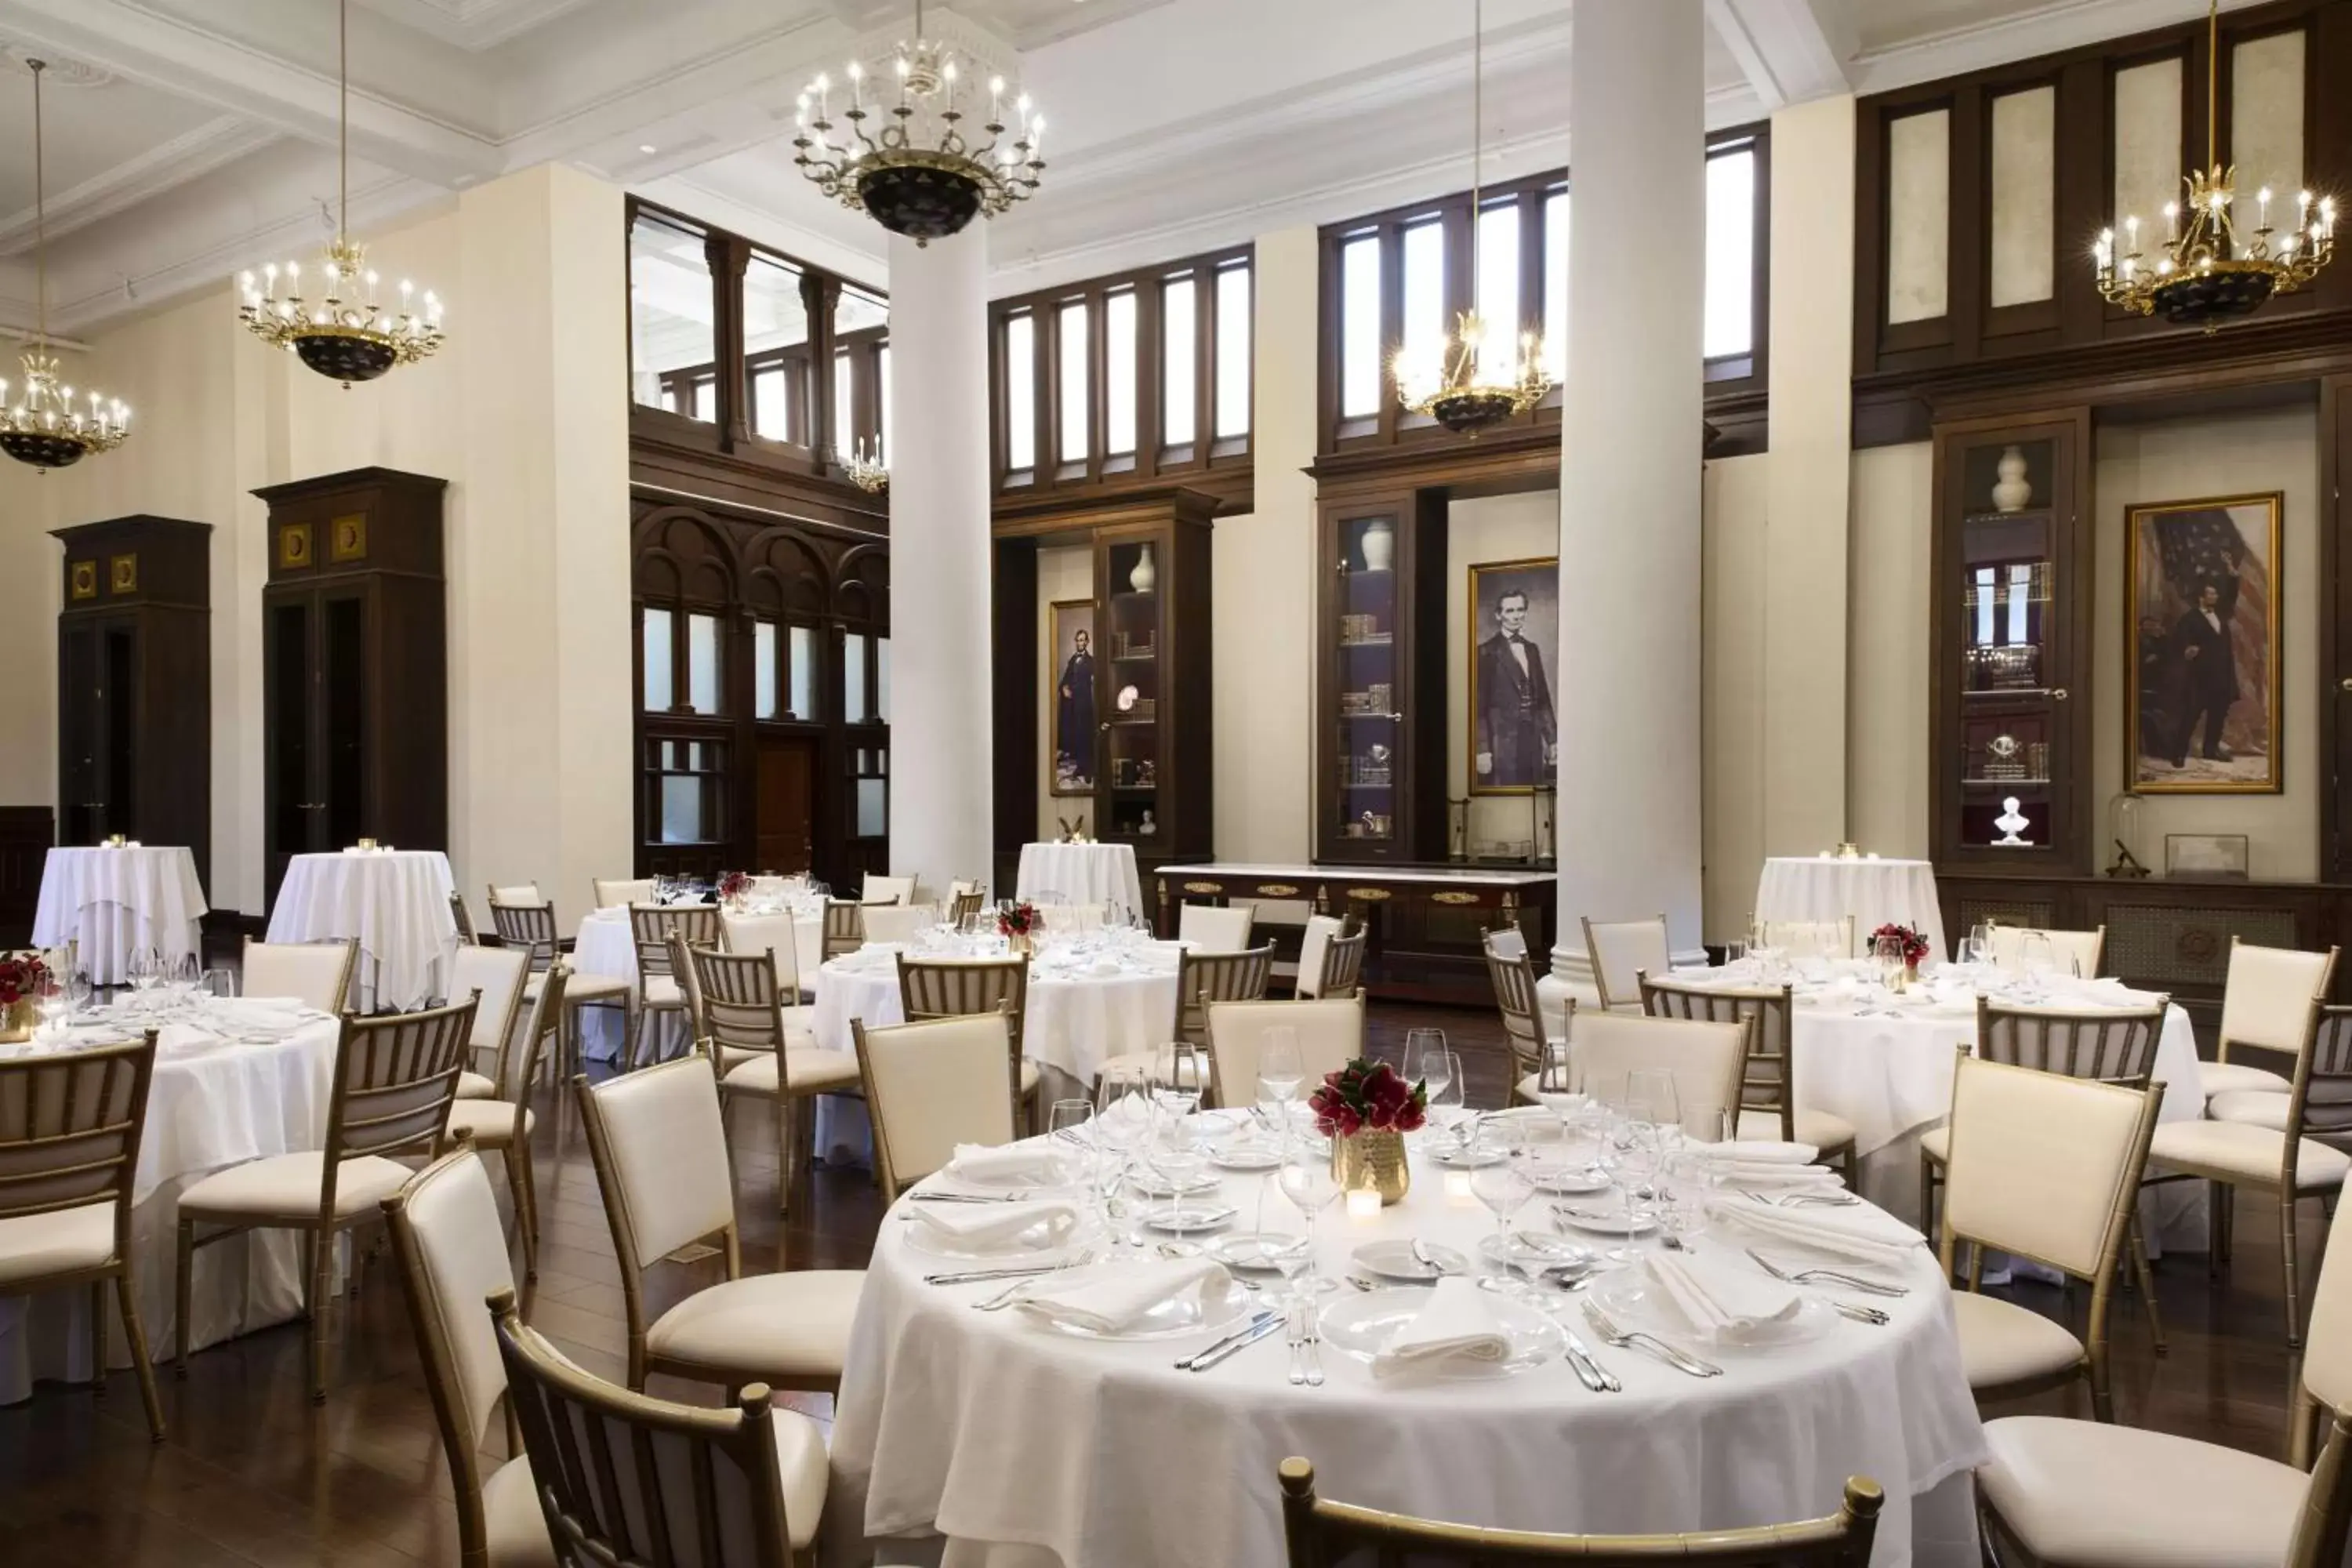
(357, 0), (599, 52)
(1849, 0), (2258, 96)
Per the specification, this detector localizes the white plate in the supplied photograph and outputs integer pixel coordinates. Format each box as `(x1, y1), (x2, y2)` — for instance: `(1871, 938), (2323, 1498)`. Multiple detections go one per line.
(1552, 1203), (1661, 1237)
(1318, 1288), (1564, 1376)
(1128, 1168), (1224, 1197)
(946, 1156), (1081, 1191)
(902, 1212), (1093, 1261)
(1210, 1230), (1312, 1272)
(1588, 1265), (1836, 1350)
(1352, 1239), (1468, 1281)
(1475, 1231), (1593, 1268)
(1031, 1270), (1254, 1341)
(1428, 1143), (1508, 1170)
(1144, 1202), (1237, 1234)
(1210, 1139), (1287, 1171)
(1525, 1158), (1611, 1195)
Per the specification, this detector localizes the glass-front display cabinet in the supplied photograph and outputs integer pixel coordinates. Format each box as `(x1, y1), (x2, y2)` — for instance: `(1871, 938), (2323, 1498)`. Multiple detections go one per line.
(1316, 491), (1446, 862)
(1929, 412), (2091, 873)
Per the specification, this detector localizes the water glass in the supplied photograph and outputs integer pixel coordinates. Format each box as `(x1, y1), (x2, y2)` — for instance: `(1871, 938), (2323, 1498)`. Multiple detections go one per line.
(1094, 1065), (1150, 1151)
(1047, 1098), (1094, 1147)
(205, 967), (238, 1000)
(1258, 1026), (1304, 1110)
(1425, 1051), (1468, 1147)
(1656, 1151), (1714, 1250)
(1871, 932), (1907, 989)
(1400, 1028), (1448, 1093)
(1471, 1158), (1537, 1264)
(1721, 937), (1748, 969)
(34, 971), (65, 1038)
(64, 966), (93, 1017)
(1276, 1156), (1341, 1299)
(127, 946), (161, 994)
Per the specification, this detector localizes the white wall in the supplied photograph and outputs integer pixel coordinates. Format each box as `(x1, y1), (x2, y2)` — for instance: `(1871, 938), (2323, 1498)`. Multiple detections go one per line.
(1846, 441), (1936, 862)
(1447, 491), (1560, 857)
(1703, 453), (1771, 939)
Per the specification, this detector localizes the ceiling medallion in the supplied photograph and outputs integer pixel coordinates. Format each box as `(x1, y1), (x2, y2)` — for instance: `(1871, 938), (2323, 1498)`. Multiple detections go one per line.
(2092, 0), (2336, 332)
(0, 48), (111, 88)
(0, 60), (129, 472)
(236, 0), (445, 384)
(1392, 0), (1550, 435)
(793, 0), (1044, 245)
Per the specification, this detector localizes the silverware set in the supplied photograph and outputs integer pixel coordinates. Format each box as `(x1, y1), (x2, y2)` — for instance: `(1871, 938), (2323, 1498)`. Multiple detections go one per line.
(1562, 1330), (1621, 1392)
(1743, 1189), (1861, 1209)
(1744, 1248), (1910, 1298)
(1581, 1301), (1722, 1378)
(1283, 1301), (1325, 1387)
(1173, 1310), (1283, 1372)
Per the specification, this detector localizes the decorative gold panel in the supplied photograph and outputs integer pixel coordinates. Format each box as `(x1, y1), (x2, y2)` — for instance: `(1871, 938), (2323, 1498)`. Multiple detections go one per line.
(67, 561), (96, 601)
(1182, 880), (1224, 895)
(1431, 891), (1482, 906)
(1253, 883), (1301, 898)
(108, 554), (136, 593)
(279, 522), (314, 571)
(329, 512), (368, 563)
(1347, 888), (1395, 902)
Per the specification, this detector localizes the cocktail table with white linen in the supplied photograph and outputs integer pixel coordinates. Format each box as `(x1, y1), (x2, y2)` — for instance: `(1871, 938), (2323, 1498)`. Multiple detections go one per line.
(266, 849), (457, 1011)
(1014, 841), (1145, 920)
(32, 844), (209, 985)
(0, 996), (342, 1403)
(1755, 855), (1946, 962)
(830, 1131), (1990, 1567)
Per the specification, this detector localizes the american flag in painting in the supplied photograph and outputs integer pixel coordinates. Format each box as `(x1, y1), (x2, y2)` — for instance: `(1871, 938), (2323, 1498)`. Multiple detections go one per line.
(2151, 507), (2249, 615)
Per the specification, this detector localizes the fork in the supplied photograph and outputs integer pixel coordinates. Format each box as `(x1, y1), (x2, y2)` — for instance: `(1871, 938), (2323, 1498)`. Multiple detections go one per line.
(1743, 1247), (1910, 1298)
(974, 1247), (1098, 1310)
(1285, 1303), (1308, 1386)
(1304, 1312), (1326, 1386)
(1580, 1301), (1721, 1377)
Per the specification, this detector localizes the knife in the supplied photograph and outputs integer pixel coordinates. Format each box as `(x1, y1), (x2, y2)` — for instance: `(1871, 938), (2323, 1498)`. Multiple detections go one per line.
(1563, 1331), (1622, 1392)
(1175, 1310), (1281, 1372)
(924, 1263), (1065, 1286)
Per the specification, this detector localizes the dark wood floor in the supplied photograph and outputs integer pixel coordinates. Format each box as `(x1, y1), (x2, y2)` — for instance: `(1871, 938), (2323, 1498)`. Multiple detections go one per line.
(0, 1004), (2321, 1564)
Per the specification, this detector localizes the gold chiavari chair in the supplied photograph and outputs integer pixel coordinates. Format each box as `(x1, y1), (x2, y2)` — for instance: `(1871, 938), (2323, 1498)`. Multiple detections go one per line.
(1312, 928), (1369, 1001)
(492, 1289), (829, 1568)
(176, 995), (478, 1402)
(689, 942), (862, 1215)
(485, 895), (631, 1091)
(437, 963), (567, 1281)
(1985, 924), (2107, 978)
(896, 954), (1038, 1131)
(1276, 1458), (1883, 1566)
(863, 873), (917, 907)
(1640, 972), (1857, 1185)
(1484, 927), (1556, 1105)
(2210, 1004), (2352, 1154)
(949, 887), (987, 927)
(1582, 913), (1670, 1013)
(623, 902), (720, 1069)
(1177, 902), (1257, 953)
(2198, 938), (2339, 1102)
(1175, 943), (1275, 1047)
(240, 934), (359, 1014)
(0, 1031), (164, 1440)
(822, 898), (866, 961)
(591, 877), (654, 909)
(447, 889), (479, 946)
(854, 1013), (1018, 1203)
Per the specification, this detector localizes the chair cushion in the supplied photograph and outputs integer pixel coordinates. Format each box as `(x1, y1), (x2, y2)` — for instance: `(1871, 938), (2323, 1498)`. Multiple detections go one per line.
(2200, 1061), (2294, 1099)
(647, 1270), (865, 1383)
(1978, 1414), (2307, 1568)
(456, 1071), (498, 1101)
(770, 1403), (832, 1549)
(0, 1201), (115, 1287)
(1516, 1072), (1541, 1104)
(2206, 1091), (2292, 1133)
(1951, 1290), (2085, 1392)
(641, 976), (683, 1007)
(1738, 1108), (1857, 1151)
(2147, 1119), (2350, 1192)
(724, 1047), (866, 1097)
(1920, 1124), (1950, 1164)
(480, 1455), (558, 1568)
(180, 1151), (414, 1224)
(444, 1098), (535, 1149)
(530, 971), (631, 1004)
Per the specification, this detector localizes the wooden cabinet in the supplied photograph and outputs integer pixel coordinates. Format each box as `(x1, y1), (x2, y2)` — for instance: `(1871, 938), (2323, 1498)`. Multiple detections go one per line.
(1315, 488), (1447, 863)
(1929, 412), (2093, 875)
(53, 517), (212, 884)
(254, 469), (448, 906)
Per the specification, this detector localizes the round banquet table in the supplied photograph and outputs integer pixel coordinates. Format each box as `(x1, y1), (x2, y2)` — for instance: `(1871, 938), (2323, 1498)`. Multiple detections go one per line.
(1014, 842), (1145, 920)
(31, 844), (209, 985)
(829, 1136), (1989, 1567)
(570, 906), (824, 1065)
(1755, 856), (1945, 961)
(0, 1000), (343, 1404)
(266, 849), (457, 1012)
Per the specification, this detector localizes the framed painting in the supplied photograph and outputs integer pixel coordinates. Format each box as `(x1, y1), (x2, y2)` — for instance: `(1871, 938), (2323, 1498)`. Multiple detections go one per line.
(2125, 492), (2282, 794)
(1049, 598), (1097, 797)
(1466, 557), (1559, 797)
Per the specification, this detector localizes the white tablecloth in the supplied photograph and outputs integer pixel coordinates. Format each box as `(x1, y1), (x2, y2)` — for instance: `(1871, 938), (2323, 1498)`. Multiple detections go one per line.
(570, 907), (823, 1064)
(267, 850), (457, 1011)
(1755, 858), (1945, 963)
(831, 1136), (1987, 1567)
(31, 845), (209, 985)
(1014, 844), (1145, 920)
(0, 1003), (342, 1402)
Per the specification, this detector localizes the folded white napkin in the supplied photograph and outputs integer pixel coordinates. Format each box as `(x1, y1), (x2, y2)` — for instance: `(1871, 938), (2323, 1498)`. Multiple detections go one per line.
(1372, 1277), (1513, 1379)
(1095, 1095), (1156, 1134)
(1709, 1192), (1924, 1268)
(1018, 1258), (1232, 1334)
(1643, 1253), (1800, 1343)
(1692, 1139), (1818, 1166)
(911, 1199), (1079, 1248)
(1708, 1161), (1843, 1190)
(202, 998), (315, 1035)
(949, 1142), (1073, 1186)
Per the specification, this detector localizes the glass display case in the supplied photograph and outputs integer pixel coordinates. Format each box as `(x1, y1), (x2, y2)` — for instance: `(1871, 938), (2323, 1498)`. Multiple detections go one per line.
(1316, 492), (1446, 862)
(1100, 535), (1166, 843)
(1929, 413), (2091, 873)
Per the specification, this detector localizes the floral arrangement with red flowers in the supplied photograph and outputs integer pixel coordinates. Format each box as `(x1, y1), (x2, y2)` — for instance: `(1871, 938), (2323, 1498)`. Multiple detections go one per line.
(1308, 1058), (1428, 1138)
(996, 901), (1040, 939)
(0, 952), (50, 1007)
(1872, 923), (1931, 967)
(717, 870), (753, 905)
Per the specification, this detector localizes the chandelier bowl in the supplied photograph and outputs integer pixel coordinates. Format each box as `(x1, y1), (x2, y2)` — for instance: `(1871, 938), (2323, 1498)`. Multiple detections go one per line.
(2150, 261), (2278, 328)
(0, 430), (84, 469)
(858, 157), (985, 243)
(1428, 389), (1520, 436)
(293, 330), (400, 384)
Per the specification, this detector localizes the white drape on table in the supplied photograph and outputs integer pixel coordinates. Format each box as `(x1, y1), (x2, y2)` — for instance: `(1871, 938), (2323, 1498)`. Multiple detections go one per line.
(31, 845), (208, 983)
(266, 851), (457, 1011)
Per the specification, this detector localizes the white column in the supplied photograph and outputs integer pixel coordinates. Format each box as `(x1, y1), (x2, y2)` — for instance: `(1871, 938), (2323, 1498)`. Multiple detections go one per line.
(1544, 0), (1708, 1015)
(887, 227), (993, 898)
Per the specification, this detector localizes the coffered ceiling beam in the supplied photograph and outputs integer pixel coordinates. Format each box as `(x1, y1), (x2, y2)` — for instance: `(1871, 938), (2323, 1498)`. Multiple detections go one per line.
(1707, 0), (1855, 111)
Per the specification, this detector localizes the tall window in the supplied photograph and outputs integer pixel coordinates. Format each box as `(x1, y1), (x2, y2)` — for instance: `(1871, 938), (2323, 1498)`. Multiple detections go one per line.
(1339, 234), (1381, 417)
(1005, 311), (1038, 471)
(629, 210), (716, 422)
(1105, 289), (1138, 456)
(1058, 300), (1090, 466)
(1163, 274), (1197, 448)
(1475, 201), (1519, 379)
(1214, 261), (1250, 441)
(743, 249), (811, 445)
(1704, 140), (1760, 363)
(833, 281), (889, 458)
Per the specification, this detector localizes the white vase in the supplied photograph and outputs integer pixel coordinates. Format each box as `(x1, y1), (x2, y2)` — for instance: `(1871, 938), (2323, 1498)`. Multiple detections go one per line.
(1991, 445), (2032, 513)
(1359, 519), (1396, 572)
(1129, 544), (1157, 594)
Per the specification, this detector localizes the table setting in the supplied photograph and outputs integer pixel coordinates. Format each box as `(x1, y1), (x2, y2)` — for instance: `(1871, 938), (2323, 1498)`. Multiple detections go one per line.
(829, 1049), (1989, 1568)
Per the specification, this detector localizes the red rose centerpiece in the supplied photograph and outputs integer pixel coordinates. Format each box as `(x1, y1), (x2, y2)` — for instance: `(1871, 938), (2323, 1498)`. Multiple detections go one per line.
(1309, 1058), (1425, 1205)
(1871, 922), (1931, 986)
(717, 870), (753, 909)
(0, 951), (49, 1041)
(996, 900), (1040, 955)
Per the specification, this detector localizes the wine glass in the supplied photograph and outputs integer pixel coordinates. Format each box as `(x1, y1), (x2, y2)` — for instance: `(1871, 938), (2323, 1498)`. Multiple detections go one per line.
(127, 946), (160, 996)
(1258, 1026), (1303, 1108)
(2019, 931), (2055, 996)
(1425, 1051), (1468, 1150)
(205, 967), (238, 1000)
(1965, 921), (1992, 969)
(1276, 1156), (1341, 1300)
(1400, 1029), (1448, 1094)
(64, 966), (93, 1019)
(1656, 1149), (1715, 1252)
(1411, 1036), (1453, 1122)
(1094, 1064), (1150, 1148)
(33, 968), (65, 1040)
(1471, 1157), (1537, 1270)
(1152, 1044), (1207, 1118)
(1533, 1037), (1577, 1129)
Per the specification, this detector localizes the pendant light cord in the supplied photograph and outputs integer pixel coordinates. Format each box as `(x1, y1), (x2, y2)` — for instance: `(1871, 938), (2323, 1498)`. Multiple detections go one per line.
(30, 59), (45, 347)
(1468, 0), (1483, 287)
(339, 0), (349, 241)
(2205, 0), (2219, 175)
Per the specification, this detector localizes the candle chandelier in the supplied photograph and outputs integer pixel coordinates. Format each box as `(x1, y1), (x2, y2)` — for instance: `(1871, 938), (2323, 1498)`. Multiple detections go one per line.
(0, 60), (131, 471)
(238, 0), (445, 384)
(793, 0), (1046, 245)
(840, 437), (888, 493)
(1394, 0), (1551, 434)
(2092, 0), (2336, 330)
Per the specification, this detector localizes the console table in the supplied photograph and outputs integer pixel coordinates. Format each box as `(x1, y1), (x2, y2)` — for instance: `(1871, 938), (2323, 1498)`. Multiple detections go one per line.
(1152, 862), (1555, 1006)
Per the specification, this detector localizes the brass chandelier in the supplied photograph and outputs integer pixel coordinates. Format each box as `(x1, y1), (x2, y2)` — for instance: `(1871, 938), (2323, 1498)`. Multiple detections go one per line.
(238, 0), (445, 383)
(793, 0), (1045, 245)
(840, 437), (888, 494)
(0, 60), (131, 471)
(2092, 0), (2336, 330)
(1394, 0), (1550, 435)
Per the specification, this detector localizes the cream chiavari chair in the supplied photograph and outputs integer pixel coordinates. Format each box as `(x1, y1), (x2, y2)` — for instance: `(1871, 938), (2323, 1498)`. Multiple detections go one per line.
(1985, 924), (2106, 978)
(854, 1013), (1018, 1203)
(1204, 996), (1365, 1112)
(896, 955), (1038, 1131)
(1582, 913), (1670, 1014)
(176, 996), (478, 1402)
(1294, 913), (1345, 1000)
(240, 935), (358, 1014)
(2209, 1004), (2352, 1152)
(485, 894), (631, 1093)
(1760, 917), (1854, 960)
(448, 890), (480, 946)
(485, 880), (544, 908)
(822, 898), (866, 962)
(1485, 927), (1555, 1105)
(437, 963), (567, 1281)
(1570, 1012), (1749, 1139)
(688, 943), (859, 1216)
(623, 902), (720, 1069)
(2198, 938), (2339, 1101)
(445, 942), (530, 1101)
(1640, 972), (1857, 1183)
(1178, 902), (1256, 953)
(592, 877), (653, 909)
(863, 873), (917, 906)
(948, 887), (987, 928)
(861, 902), (939, 947)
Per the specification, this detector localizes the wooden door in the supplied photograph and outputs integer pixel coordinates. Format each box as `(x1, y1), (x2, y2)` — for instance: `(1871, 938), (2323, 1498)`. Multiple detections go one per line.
(753, 735), (818, 874)
(57, 620), (103, 845)
(263, 592), (318, 906)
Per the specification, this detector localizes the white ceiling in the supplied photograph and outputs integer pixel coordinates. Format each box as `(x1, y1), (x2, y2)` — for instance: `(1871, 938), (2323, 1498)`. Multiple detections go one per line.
(0, 0), (2280, 338)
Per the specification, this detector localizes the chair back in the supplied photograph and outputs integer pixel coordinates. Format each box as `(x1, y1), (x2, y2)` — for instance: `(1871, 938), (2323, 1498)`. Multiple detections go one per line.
(1976, 998), (2165, 1087)
(487, 898), (562, 973)
(1986, 924), (2106, 978)
(862, 903), (939, 947)
(1175, 946), (1275, 1047)
(488, 881), (544, 907)
(1316, 931), (1368, 1001)
(510, 962), (568, 1102)
(1178, 902), (1256, 953)
(1294, 914), (1345, 1000)
(448, 942), (532, 1087)
(593, 877), (654, 909)
(822, 898), (865, 960)
(2303, 1007), (2352, 1145)
(854, 1013), (1018, 1200)
(1484, 927), (1548, 1080)
(1276, 1457), (1882, 1566)
(1205, 997), (1363, 1110)
(897, 956), (1029, 1109)
(318, 1000), (478, 1228)
(721, 911), (805, 996)
(1942, 1052), (2162, 1283)
(0, 1033), (156, 1274)
(1641, 974), (1795, 1140)
(382, 1145), (519, 1565)
(1572, 1012), (1748, 1140)
(574, 1056), (737, 1272)
(688, 945), (787, 1065)
(448, 891), (478, 946)
(629, 903), (721, 983)
(492, 1291), (799, 1568)
(2288, 1217), (2352, 1568)
(1583, 914), (1669, 1012)
(863, 873), (918, 906)
(2218, 939), (2339, 1062)
(949, 889), (986, 927)
(1761, 918), (1853, 960)
(241, 936), (358, 1014)
(949, 877), (987, 899)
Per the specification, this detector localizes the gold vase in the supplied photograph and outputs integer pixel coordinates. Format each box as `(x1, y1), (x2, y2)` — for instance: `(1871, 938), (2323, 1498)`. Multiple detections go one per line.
(0, 998), (35, 1044)
(1330, 1129), (1410, 1206)
(1009, 932), (1033, 957)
